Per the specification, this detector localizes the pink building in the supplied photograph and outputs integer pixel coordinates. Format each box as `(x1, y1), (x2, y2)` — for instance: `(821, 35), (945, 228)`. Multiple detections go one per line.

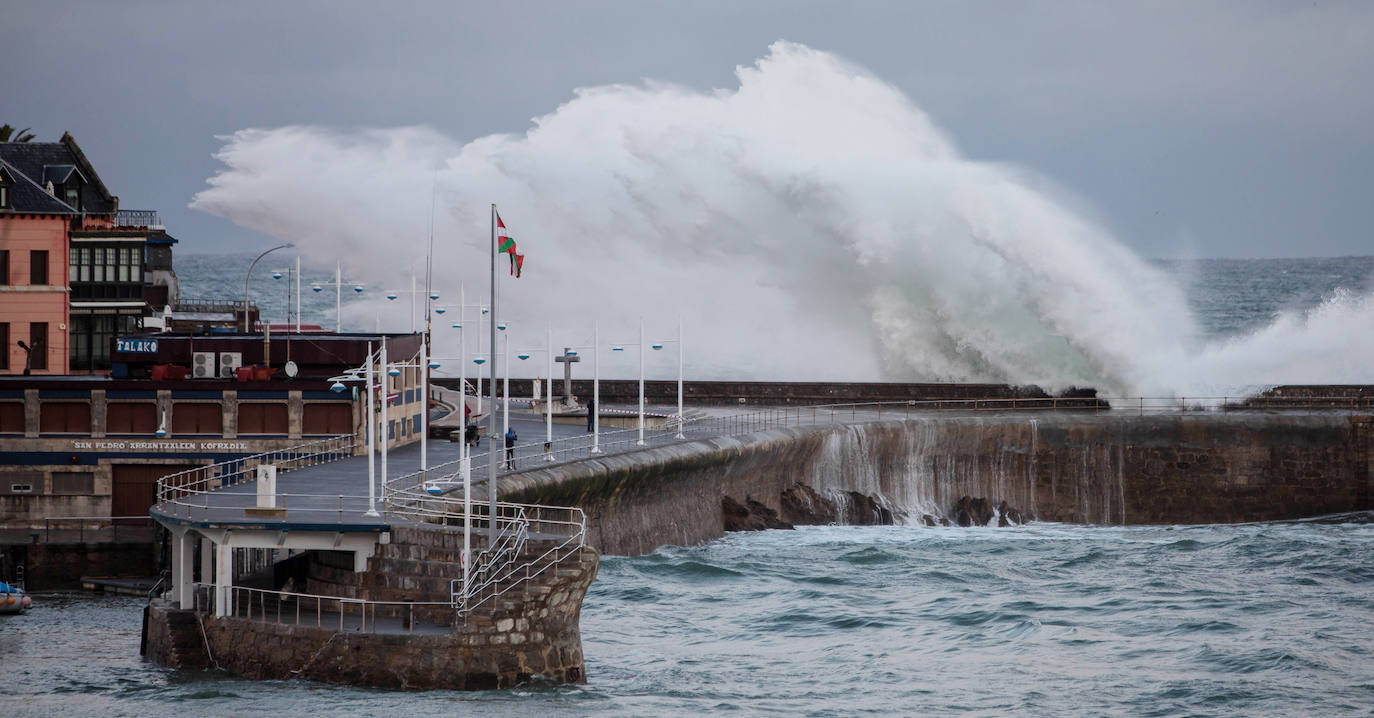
(1, 133), (128, 375)
(0, 165), (74, 374)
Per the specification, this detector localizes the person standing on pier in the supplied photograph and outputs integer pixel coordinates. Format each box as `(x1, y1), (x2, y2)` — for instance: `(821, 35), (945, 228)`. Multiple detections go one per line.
(504, 425), (518, 469)
(586, 397), (596, 433)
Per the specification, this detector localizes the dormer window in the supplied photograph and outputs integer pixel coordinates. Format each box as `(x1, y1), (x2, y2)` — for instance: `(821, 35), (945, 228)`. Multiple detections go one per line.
(63, 181), (82, 211)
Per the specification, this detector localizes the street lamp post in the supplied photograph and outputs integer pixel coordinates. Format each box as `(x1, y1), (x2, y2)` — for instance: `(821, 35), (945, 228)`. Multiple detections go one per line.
(311, 262), (365, 332)
(243, 243), (293, 333)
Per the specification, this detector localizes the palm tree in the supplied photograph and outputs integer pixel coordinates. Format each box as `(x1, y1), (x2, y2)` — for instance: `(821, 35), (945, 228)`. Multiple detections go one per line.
(0, 125), (36, 142)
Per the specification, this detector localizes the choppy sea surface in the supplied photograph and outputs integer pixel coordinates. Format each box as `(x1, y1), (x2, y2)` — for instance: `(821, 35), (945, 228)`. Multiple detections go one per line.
(3, 256), (1370, 716)
(4, 521), (1373, 716)
(182, 254), (1374, 341)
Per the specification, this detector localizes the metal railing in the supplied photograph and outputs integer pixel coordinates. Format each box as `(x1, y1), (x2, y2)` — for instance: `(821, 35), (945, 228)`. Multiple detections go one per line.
(29, 515), (155, 543)
(155, 434), (357, 520)
(193, 583), (453, 634)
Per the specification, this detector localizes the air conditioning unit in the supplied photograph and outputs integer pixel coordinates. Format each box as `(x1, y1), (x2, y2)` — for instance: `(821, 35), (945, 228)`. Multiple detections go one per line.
(192, 351), (216, 379)
(218, 352), (243, 379)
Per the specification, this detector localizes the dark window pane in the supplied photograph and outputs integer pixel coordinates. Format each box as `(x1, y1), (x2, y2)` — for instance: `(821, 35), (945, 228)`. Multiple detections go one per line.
(30, 250), (48, 285)
(29, 322), (48, 370)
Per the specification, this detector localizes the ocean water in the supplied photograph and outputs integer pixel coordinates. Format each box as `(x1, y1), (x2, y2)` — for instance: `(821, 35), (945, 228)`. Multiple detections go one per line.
(5, 254), (1365, 715)
(188, 254), (1374, 341)
(4, 520), (1372, 716)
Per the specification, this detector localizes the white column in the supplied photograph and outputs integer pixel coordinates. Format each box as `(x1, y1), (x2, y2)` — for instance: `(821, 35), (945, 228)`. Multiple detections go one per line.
(199, 535), (213, 586)
(420, 338), (428, 477)
(365, 341), (376, 516)
(502, 329), (509, 441)
(476, 308), (484, 415)
(173, 527), (193, 609)
(637, 318), (645, 445)
(379, 339), (389, 503)
(459, 284), (466, 464)
(545, 323), (553, 459)
(335, 261), (342, 333)
(215, 540), (233, 618)
(677, 315), (685, 439)
(294, 255), (301, 334)
(410, 275), (416, 334)
(592, 320), (601, 453)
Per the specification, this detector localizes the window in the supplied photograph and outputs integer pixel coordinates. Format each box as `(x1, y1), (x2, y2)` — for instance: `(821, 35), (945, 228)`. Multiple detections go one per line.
(30, 250), (48, 285)
(0, 182), (10, 209)
(0, 402), (23, 432)
(0, 323), (7, 370)
(29, 322), (47, 370)
(40, 402), (90, 434)
(52, 472), (94, 495)
(303, 403), (351, 435)
(106, 402), (156, 434)
(237, 402), (288, 435)
(63, 182), (81, 211)
(172, 403), (221, 435)
(0, 249), (8, 285)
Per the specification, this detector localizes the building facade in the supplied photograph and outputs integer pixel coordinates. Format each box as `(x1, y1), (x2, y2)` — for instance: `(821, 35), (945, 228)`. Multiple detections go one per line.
(1, 133), (180, 376)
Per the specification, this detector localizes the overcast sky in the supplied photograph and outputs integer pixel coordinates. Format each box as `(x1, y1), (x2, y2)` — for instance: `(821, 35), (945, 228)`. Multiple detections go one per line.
(4, 1), (1371, 258)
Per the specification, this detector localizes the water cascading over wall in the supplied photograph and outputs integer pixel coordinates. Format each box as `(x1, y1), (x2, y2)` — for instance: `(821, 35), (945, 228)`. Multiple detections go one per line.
(504, 413), (1371, 556)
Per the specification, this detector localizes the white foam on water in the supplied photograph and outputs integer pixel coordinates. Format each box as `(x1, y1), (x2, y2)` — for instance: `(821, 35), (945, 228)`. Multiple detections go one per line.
(191, 42), (1373, 396)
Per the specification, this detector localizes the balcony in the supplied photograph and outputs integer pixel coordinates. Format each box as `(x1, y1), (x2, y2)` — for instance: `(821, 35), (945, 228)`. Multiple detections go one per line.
(114, 210), (164, 230)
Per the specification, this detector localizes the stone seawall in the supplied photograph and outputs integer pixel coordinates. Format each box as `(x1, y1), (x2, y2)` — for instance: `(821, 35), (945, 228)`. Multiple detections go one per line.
(143, 535), (601, 690)
(502, 412), (1372, 556)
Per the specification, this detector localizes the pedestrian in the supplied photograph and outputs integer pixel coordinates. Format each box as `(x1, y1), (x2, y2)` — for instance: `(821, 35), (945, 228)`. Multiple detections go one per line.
(586, 397), (596, 433)
(504, 425), (517, 469)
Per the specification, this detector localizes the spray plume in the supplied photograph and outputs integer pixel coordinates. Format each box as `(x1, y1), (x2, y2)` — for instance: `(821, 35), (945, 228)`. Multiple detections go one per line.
(191, 41), (1371, 396)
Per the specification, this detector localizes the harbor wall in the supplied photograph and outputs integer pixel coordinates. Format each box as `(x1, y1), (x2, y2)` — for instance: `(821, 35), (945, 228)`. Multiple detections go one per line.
(502, 413), (1373, 556)
(143, 536), (600, 690)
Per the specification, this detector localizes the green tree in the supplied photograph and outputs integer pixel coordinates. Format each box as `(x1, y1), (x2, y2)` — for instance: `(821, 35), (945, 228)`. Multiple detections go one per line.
(0, 125), (36, 142)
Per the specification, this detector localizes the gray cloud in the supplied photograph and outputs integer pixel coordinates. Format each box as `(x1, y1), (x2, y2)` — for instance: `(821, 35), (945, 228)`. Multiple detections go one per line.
(3, 0), (1371, 257)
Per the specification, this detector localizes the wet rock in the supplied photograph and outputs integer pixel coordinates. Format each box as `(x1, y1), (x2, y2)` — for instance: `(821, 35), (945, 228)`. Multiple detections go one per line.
(997, 501), (1026, 526)
(843, 491), (895, 526)
(953, 496), (995, 527)
(921, 514), (938, 527)
(722, 496), (794, 532)
(780, 483), (839, 525)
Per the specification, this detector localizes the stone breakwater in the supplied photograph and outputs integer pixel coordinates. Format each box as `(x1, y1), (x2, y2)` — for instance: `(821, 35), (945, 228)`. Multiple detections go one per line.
(501, 412), (1372, 555)
(143, 525), (600, 690)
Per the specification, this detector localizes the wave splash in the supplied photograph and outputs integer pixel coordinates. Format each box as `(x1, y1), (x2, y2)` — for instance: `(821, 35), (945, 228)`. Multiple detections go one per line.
(190, 41), (1372, 395)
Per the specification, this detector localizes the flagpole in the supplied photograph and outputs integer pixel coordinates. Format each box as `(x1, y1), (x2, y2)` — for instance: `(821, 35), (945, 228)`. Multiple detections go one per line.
(379, 337), (389, 509)
(488, 203), (499, 540)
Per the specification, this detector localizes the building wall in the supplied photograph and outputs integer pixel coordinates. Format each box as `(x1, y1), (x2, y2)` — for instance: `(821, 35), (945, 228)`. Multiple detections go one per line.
(0, 384), (359, 527)
(0, 215), (70, 374)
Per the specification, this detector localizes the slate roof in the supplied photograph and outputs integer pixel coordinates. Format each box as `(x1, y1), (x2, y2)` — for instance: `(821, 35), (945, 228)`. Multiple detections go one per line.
(0, 159), (78, 214)
(0, 132), (117, 214)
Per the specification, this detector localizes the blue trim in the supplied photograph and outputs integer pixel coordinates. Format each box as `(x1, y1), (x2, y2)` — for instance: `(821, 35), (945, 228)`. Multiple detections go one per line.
(302, 391), (349, 400)
(1, 451), (253, 466)
(0, 390), (25, 399)
(238, 391), (289, 400)
(106, 390), (156, 399)
(38, 389), (91, 399)
(171, 390), (222, 399)
(388, 420), (395, 440)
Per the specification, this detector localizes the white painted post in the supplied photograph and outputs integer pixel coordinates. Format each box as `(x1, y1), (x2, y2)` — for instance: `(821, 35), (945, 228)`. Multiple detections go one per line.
(677, 315), (685, 439)
(420, 338), (428, 477)
(546, 323), (553, 459)
(215, 540), (233, 618)
(365, 341), (376, 516)
(637, 318), (645, 446)
(174, 528), (193, 609)
(376, 339), (389, 516)
(335, 261), (342, 333)
(294, 255), (301, 334)
(592, 320), (601, 453)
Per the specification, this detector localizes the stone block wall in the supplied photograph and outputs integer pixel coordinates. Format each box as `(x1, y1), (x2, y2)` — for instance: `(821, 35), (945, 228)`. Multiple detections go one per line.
(143, 541), (599, 690)
(502, 412), (1373, 556)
